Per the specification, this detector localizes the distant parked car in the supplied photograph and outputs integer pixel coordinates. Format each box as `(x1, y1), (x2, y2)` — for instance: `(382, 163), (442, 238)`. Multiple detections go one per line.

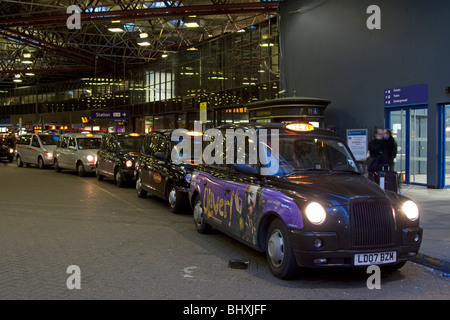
(53, 133), (102, 176)
(0, 134), (15, 163)
(16, 133), (60, 169)
(96, 132), (145, 187)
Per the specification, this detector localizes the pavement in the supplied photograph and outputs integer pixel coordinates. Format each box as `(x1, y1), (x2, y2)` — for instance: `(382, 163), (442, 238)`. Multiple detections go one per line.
(400, 185), (450, 274)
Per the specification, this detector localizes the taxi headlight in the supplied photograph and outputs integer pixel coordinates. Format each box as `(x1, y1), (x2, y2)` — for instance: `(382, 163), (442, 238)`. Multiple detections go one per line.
(126, 160), (133, 168)
(402, 200), (419, 221)
(87, 155), (95, 163)
(305, 202), (326, 225)
(9, 148), (14, 154)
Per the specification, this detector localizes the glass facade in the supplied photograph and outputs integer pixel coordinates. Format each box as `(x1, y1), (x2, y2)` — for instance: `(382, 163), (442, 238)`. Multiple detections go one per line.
(0, 17), (279, 130)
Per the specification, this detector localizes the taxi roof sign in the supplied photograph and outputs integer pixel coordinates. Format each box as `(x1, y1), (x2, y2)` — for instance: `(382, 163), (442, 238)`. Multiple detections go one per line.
(285, 123), (315, 132)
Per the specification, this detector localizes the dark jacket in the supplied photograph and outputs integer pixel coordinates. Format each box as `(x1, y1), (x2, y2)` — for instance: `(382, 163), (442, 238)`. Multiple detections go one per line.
(368, 139), (388, 172)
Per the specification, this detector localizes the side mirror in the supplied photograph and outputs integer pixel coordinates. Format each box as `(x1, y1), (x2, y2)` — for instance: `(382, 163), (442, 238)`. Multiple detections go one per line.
(234, 163), (259, 175)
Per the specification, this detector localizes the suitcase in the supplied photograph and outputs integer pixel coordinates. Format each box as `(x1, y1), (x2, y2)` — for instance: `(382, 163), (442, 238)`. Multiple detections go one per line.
(374, 166), (398, 192)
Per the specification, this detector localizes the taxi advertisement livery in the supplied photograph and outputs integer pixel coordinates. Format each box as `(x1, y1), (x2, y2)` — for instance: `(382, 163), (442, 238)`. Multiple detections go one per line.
(193, 171), (303, 246)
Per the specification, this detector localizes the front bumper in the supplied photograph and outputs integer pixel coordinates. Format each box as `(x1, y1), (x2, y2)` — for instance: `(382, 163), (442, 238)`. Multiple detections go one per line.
(289, 227), (423, 268)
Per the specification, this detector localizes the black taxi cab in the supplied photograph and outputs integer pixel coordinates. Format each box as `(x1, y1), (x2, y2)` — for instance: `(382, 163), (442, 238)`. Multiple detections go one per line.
(135, 129), (198, 213)
(96, 132), (145, 187)
(188, 122), (423, 279)
(0, 133), (15, 163)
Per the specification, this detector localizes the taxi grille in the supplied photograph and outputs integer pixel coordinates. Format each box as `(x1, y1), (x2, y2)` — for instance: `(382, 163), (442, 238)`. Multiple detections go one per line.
(350, 198), (395, 248)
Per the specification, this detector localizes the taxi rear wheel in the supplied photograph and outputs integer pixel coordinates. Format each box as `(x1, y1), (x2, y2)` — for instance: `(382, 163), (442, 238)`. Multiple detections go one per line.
(136, 174), (147, 198)
(54, 159), (61, 172)
(16, 155), (23, 167)
(193, 195), (212, 234)
(38, 157), (45, 169)
(266, 219), (298, 279)
(115, 168), (125, 187)
(168, 184), (182, 213)
(77, 162), (86, 177)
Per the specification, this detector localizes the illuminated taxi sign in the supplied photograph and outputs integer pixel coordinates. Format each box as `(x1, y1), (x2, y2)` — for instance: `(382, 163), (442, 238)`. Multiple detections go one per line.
(85, 133), (94, 137)
(285, 123), (315, 132)
(186, 131), (203, 137)
(129, 133), (140, 137)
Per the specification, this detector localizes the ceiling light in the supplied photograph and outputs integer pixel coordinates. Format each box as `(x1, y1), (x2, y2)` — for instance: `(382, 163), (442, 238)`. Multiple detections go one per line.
(25, 73), (35, 76)
(138, 41), (151, 46)
(22, 60), (33, 64)
(161, 53), (168, 58)
(139, 33), (148, 38)
(23, 53), (31, 58)
(184, 22), (199, 28)
(108, 27), (124, 32)
(14, 74), (21, 78)
(13, 79), (22, 83)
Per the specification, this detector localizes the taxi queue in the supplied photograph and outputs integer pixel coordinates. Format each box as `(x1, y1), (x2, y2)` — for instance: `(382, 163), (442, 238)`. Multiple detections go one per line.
(5, 123), (423, 280)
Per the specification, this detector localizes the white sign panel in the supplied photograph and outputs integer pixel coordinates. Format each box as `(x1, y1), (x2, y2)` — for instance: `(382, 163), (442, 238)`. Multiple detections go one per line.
(347, 129), (368, 161)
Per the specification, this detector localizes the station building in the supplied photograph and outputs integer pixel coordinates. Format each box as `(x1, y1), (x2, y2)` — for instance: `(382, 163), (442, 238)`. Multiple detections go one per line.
(0, 0), (449, 188)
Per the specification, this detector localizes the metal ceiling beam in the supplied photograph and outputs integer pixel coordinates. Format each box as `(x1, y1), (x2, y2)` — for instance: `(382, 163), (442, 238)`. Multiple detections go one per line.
(0, 3), (279, 28)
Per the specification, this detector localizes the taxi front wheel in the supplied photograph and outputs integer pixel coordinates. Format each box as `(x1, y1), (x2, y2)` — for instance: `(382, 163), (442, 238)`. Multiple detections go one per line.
(266, 219), (299, 280)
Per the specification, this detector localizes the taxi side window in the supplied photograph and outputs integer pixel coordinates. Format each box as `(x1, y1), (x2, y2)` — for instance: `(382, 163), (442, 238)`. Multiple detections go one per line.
(145, 134), (158, 156)
(59, 136), (68, 149)
(69, 137), (76, 149)
(18, 135), (31, 145)
(32, 136), (40, 148)
(155, 136), (170, 157)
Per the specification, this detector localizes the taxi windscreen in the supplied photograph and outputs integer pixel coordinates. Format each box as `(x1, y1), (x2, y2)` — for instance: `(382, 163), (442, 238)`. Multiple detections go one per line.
(77, 138), (101, 150)
(275, 136), (359, 175)
(117, 136), (144, 152)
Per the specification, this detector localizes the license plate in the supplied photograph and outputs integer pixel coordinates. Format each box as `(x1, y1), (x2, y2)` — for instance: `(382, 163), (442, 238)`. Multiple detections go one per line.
(354, 251), (397, 266)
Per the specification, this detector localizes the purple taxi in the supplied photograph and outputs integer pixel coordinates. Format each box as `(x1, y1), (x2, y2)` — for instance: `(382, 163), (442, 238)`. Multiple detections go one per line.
(188, 123), (422, 279)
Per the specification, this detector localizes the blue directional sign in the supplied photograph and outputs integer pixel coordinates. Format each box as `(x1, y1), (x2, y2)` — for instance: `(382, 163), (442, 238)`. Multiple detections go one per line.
(91, 110), (129, 120)
(384, 84), (428, 107)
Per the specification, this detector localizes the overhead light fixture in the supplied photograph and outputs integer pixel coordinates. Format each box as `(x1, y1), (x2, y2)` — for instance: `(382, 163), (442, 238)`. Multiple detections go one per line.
(139, 33), (148, 38)
(21, 60), (33, 64)
(14, 74), (21, 78)
(108, 27), (124, 32)
(138, 41), (151, 46)
(260, 42), (275, 47)
(25, 73), (35, 76)
(13, 79), (22, 83)
(184, 22), (199, 28)
(23, 53), (31, 58)
(161, 53), (169, 58)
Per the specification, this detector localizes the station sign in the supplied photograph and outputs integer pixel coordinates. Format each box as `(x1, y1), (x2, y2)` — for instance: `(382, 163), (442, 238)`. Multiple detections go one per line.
(90, 110), (129, 120)
(384, 84), (428, 107)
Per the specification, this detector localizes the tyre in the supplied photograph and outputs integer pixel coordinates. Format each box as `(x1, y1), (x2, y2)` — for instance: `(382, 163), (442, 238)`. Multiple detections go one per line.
(54, 159), (61, 172)
(115, 168), (125, 187)
(168, 184), (182, 213)
(96, 166), (104, 181)
(38, 157), (45, 169)
(193, 195), (212, 234)
(266, 219), (299, 279)
(16, 155), (23, 167)
(136, 174), (147, 198)
(77, 162), (86, 177)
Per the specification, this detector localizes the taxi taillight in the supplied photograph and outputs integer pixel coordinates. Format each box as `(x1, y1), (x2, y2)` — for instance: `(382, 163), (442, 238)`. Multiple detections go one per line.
(285, 123), (315, 132)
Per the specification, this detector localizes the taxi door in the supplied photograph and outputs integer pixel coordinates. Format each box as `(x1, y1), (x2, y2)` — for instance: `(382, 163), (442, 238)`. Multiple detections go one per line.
(97, 135), (116, 176)
(30, 135), (41, 164)
(147, 135), (171, 198)
(66, 136), (78, 170)
(139, 133), (158, 192)
(201, 166), (261, 246)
